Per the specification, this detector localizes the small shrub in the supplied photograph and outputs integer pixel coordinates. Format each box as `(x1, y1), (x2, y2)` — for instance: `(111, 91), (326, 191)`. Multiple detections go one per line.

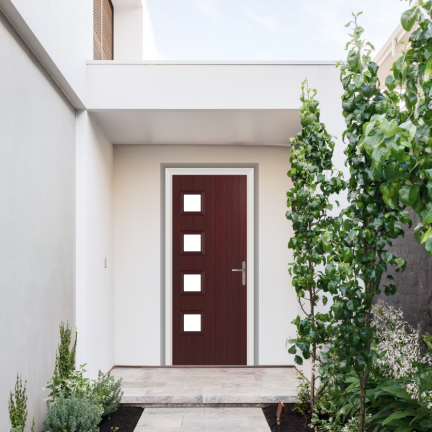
(91, 370), (123, 417)
(47, 364), (91, 401)
(372, 300), (432, 401)
(48, 323), (77, 400)
(310, 392), (344, 432)
(43, 393), (102, 432)
(9, 374), (31, 432)
(294, 377), (311, 416)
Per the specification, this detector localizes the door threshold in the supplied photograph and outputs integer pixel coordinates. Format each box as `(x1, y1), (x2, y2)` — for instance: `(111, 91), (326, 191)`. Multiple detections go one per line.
(113, 365), (296, 369)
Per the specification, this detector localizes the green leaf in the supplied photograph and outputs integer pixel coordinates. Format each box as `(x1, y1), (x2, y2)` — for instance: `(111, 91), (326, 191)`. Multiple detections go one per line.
(299, 320), (312, 336)
(385, 75), (396, 91)
(349, 333), (360, 345)
(421, 228), (432, 244)
(381, 119), (399, 137)
(425, 237), (432, 253)
(401, 7), (418, 31)
(398, 210), (411, 225)
(341, 247), (353, 263)
(394, 426), (414, 432)
(288, 345), (297, 355)
(347, 299), (358, 311)
(384, 161), (402, 182)
(399, 185), (419, 206)
(372, 146), (389, 170)
(322, 296), (328, 306)
(347, 49), (361, 73)
(364, 132), (385, 155)
(425, 58), (432, 82)
(294, 355), (303, 365)
(325, 264), (336, 279)
(383, 410), (418, 426)
(382, 251), (394, 263)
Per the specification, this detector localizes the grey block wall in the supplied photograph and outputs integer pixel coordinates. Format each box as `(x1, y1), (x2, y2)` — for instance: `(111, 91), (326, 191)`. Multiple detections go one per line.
(0, 10), (76, 431)
(376, 209), (432, 334)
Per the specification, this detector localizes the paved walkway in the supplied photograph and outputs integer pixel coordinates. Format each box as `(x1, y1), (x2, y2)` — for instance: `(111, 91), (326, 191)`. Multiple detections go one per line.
(112, 366), (299, 404)
(134, 407), (270, 431)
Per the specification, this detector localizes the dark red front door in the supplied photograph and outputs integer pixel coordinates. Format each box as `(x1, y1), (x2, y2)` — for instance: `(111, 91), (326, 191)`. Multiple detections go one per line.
(173, 175), (247, 365)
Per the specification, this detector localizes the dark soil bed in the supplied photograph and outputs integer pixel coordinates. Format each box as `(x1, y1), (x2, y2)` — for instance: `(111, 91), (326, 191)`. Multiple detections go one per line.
(262, 404), (313, 432)
(98, 405), (144, 432)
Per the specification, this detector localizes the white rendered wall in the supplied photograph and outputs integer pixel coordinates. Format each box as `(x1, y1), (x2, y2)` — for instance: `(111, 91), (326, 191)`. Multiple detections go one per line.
(76, 111), (114, 378)
(1, 0), (93, 104)
(0, 11), (76, 430)
(113, 144), (296, 365)
(86, 63), (334, 110)
(114, 1), (158, 61)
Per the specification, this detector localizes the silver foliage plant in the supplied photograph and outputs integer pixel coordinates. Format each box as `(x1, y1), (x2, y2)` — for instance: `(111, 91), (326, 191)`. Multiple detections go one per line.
(91, 370), (123, 418)
(43, 394), (102, 432)
(44, 368), (123, 431)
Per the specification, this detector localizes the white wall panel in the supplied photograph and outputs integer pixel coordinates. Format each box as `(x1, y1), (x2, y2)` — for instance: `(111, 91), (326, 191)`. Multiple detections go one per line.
(0, 12), (76, 430)
(76, 111), (114, 378)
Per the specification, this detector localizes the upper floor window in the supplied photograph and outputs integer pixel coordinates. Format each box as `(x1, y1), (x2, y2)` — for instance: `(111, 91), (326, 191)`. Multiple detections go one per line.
(93, 0), (114, 60)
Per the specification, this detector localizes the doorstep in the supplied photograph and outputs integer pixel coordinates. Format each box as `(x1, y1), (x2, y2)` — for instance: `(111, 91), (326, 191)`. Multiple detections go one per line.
(110, 366), (299, 405)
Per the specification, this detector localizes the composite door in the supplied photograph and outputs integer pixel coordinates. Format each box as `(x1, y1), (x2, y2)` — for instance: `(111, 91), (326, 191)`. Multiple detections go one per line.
(173, 175), (247, 365)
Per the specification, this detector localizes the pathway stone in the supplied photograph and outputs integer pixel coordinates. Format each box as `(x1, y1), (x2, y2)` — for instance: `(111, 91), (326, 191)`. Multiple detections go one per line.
(112, 367), (298, 404)
(134, 407), (270, 431)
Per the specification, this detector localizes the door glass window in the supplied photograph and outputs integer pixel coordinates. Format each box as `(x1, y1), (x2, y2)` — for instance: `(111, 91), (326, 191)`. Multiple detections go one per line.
(184, 194), (201, 212)
(184, 274), (201, 292)
(184, 234), (201, 252)
(184, 314), (201, 332)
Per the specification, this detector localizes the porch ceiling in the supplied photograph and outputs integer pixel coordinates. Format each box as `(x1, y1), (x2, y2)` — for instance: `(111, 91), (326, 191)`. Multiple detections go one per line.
(90, 109), (300, 145)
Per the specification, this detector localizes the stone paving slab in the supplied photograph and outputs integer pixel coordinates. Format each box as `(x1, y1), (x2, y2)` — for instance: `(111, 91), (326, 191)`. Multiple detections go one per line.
(134, 407), (270, 431)
(113, 367), (299, 405)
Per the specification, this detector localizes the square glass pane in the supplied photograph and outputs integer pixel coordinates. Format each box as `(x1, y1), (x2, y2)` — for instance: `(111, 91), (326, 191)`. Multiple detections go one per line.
(184, 274), (201, 292)
(184, 194), (201, 212)
(184, 234), (201, 252)
(184, 314), (201, 332)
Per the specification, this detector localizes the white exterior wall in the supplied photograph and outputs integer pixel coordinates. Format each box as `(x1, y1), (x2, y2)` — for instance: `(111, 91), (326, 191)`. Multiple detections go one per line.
(76, 111), (114, 378)
(113, 1), (158, 61)
(0, 0), (92, 104)
(113, 144), (296, 365)
(0, 11), (76, 430)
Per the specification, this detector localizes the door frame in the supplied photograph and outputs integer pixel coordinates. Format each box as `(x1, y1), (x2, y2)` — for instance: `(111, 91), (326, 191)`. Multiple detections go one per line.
(165, 167), (255, 365)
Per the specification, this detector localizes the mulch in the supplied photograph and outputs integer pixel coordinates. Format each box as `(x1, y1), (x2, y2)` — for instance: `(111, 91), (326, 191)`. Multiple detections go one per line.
(98, 404), (313, 432)
(98, 405), (144, 432)
(262, 404), (313, 432)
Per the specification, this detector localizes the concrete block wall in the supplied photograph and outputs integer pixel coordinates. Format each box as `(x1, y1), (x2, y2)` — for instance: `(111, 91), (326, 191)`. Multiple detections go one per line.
(376, 209), (432, 334)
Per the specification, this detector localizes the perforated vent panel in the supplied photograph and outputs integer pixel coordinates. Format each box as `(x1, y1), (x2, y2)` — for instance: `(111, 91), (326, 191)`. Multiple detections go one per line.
(93, 0), (114, 60)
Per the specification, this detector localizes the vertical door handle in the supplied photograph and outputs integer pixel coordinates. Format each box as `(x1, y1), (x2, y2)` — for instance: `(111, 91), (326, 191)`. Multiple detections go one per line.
(232, 261), (246, 286)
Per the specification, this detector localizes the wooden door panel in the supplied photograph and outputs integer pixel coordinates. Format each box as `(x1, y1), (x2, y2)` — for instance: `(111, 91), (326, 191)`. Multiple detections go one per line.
(173, 175), (247, 365)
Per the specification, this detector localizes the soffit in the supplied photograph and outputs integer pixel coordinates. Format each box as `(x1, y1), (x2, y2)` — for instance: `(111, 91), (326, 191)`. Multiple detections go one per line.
(90, 109), (299, 145)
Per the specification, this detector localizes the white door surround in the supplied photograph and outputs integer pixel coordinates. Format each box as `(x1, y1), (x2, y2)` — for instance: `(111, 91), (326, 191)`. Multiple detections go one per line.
(165, 168), (255, 365)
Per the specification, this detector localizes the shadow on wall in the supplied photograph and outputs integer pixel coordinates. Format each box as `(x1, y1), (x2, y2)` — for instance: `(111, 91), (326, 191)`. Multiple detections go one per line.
(377, 209), (432, 334)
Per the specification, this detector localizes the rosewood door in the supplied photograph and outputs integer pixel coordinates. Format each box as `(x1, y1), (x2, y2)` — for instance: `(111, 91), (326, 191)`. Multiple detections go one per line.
(173, 175), (247, 365)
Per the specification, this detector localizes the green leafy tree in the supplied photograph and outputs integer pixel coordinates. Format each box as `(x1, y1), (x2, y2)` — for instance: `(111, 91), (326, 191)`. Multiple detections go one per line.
(321, 13), (409, 432)
(286, 80), (345, 411)
(376, 0), (432, 255)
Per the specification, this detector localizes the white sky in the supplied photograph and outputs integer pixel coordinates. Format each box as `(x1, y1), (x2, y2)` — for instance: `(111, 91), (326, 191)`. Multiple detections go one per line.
(147, 0), (409, 60)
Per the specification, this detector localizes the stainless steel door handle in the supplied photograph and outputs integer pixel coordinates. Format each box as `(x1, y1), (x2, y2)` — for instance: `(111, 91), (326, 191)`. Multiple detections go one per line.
(232, 261), (246, 286)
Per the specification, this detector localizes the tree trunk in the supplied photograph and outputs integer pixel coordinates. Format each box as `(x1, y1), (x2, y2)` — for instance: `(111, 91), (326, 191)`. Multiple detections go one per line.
(358, 383), (366, 432)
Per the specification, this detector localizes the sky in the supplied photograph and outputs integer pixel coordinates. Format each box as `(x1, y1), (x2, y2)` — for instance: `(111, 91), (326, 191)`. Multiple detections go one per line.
(147, 0), (409, 61)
